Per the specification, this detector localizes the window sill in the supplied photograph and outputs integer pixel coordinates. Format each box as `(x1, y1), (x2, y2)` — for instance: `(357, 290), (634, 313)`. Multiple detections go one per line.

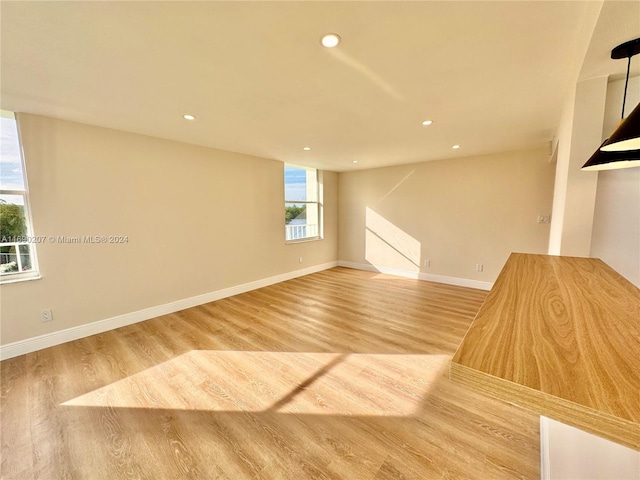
(0, 273), (42, 285)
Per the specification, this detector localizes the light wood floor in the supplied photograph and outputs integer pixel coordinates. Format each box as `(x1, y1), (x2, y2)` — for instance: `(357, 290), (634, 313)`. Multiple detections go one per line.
(1, 267), (540, 479)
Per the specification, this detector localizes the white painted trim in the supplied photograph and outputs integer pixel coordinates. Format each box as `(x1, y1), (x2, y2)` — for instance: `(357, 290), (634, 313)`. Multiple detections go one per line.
(337, 261), (494, 291)
(540, 416), (551, 480)
(0, 261), (338, 360)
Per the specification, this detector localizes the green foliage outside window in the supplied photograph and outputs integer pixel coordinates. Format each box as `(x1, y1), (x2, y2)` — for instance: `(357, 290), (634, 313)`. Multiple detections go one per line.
(0, 203), (27, 242)
(285, 204), (306, 224)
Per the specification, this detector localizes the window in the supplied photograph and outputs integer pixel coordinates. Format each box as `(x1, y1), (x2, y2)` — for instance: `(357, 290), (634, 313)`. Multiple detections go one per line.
(1, 110), (39, 281)
(284, 164), (322, 242)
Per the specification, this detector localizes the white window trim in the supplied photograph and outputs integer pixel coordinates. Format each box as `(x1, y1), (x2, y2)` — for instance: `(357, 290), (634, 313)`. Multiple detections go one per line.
(0, 112), (40, 283)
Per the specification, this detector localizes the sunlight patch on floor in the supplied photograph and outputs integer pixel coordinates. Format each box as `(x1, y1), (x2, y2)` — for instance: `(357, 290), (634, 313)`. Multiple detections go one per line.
(62, 351), (450, 416)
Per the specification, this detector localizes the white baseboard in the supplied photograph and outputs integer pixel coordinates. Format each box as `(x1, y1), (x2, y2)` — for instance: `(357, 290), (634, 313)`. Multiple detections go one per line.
(0, 261), (338, 361)
(337, 261), (494, 291)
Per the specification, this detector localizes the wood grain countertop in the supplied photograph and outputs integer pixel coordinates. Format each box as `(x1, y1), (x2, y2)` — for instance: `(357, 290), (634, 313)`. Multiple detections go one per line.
(451, 253), (640, 450)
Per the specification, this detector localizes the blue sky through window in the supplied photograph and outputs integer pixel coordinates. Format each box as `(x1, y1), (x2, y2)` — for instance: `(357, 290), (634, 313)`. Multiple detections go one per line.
(0, 114), (25, 191)
(284, 165), (307, 202)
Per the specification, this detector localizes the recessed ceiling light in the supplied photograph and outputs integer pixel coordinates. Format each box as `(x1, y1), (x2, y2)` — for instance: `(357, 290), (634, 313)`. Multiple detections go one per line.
(452, 145), (461, 149)
(321, 34), (341, 48)
(352, 160), (359, 164)
(183, 114), (196, 120)
(303, 147), (311, 151)
(422, 120), (433, 126)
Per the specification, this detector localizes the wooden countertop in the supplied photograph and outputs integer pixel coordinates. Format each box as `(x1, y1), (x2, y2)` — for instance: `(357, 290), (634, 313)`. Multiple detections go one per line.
(451, 253), (640, 450)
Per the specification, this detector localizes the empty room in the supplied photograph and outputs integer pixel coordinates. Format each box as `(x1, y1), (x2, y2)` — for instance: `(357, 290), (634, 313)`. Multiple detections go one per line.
(1, 2), (638, 479)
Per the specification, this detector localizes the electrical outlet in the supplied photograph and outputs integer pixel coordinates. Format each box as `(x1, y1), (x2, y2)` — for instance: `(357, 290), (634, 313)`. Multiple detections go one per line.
(41, 309), (53, 322)
(424, 259), (431, 267)
(538, 215), (551, 224)
(476, 264), (483, 272)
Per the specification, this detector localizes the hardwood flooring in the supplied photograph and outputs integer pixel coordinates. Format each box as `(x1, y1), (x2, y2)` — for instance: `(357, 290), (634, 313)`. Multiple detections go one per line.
(1, 267), (540, 479)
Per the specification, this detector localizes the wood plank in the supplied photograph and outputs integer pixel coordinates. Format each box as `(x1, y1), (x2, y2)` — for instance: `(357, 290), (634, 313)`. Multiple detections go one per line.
(451, 253), (640, 450)
(1, 356), (34, 478)
(1, 267), (539, 479)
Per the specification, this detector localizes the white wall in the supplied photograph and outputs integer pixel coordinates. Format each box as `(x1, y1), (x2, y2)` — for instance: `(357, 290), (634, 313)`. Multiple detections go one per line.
(548, 76), (607, 256)
(0, 114), (338, 348)
(338, 147), (556, 284)
(590, 76), (640, 287)
(548, 83), (575, 255)
(541, 417), (640, 480)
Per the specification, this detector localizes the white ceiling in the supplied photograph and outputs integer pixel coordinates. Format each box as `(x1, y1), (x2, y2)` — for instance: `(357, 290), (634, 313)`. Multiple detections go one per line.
(1, 1), (638, 172)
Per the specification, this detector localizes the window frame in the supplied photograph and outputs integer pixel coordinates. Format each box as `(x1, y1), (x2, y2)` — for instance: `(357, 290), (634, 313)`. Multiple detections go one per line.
(0, 111), (40, 283)
(284, 164), (323, 243)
